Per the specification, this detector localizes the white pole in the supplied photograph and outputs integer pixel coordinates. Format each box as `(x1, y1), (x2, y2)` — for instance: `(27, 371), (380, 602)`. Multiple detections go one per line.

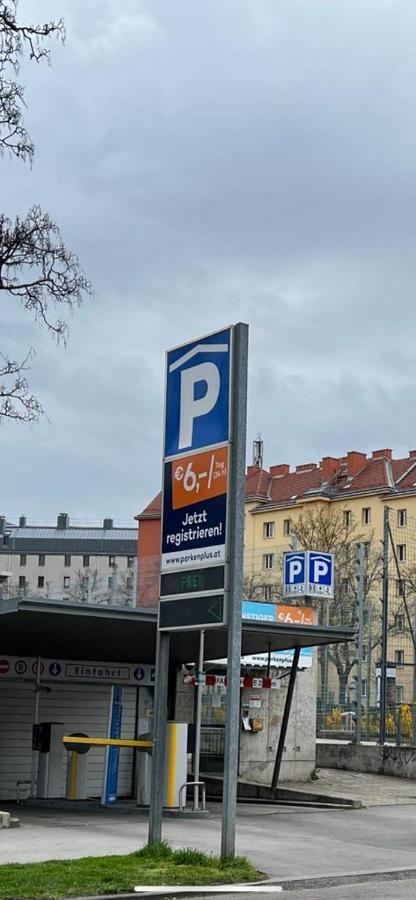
(30, 655), (42, 797)
(110, 564), (118, 606)
(193, 630), (205, 810)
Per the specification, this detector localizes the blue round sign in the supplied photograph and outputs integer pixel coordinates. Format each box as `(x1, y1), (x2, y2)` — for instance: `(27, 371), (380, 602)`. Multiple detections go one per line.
(49, 661), (61, 677)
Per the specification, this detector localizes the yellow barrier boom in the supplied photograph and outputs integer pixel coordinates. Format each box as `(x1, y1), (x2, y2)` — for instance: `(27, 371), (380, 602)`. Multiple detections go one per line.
(63, 736), (153, 749)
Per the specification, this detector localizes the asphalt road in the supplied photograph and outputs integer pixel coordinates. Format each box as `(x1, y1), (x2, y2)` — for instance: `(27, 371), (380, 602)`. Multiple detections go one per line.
(3, 800), (416, 886)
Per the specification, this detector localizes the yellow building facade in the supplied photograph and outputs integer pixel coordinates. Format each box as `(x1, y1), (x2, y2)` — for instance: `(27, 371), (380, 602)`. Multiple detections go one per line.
(243, 448), (416, 718)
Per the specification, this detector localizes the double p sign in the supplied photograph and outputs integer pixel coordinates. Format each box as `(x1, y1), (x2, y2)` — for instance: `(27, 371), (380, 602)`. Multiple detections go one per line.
(284, 550), (334, 598)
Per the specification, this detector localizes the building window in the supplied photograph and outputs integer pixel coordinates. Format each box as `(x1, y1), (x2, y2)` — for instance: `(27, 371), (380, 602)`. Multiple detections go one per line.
(127, 556), (135, 568)
(396, 685), (404, 703)
(397, 614), (405, 632)
(83, 555), (90, 567)
(262, 553), (274, 571)
(395, 649), (405, 667)
(264, 584), (273, 600)
(361, 678), (367, 699)
(398, 509), (407, 528)
(362, 507), (371, 525)
(343, 510), (352, 527)
(263, 521), (275, 539)
(63, 576), (70, 589)
(396, 579), (404, 597)
(126, 575), (133, 591)
(108, 576), (113, 588)
(363, 542), (370, 558)
(283, 519), (291, 536)
(38, 554), (45, 567)
(342, 577), (349, 593)
(109, 555), (115, 567)
(397, 544), (406, 562)
(362, 643), (368, 662)
(20, 554), (26, 566)
(64, 555), (71, 567)
(18, 575), (26, 588)
(37, 576), (45, 589)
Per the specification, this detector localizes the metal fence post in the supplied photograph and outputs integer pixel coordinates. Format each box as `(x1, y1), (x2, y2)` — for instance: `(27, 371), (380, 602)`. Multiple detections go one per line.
(353, 542), (365, 745)
(379, 506), (390, 744)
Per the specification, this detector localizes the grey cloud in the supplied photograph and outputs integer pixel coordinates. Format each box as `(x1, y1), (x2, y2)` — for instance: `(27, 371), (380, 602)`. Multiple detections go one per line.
(2, 0), (416, 521)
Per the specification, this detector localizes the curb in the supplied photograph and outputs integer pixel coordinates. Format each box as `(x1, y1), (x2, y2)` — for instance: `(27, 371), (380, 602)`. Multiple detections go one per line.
(66, 866), (416, 899)
(279, 865), (416, 892)
(68, 878), (276, 900)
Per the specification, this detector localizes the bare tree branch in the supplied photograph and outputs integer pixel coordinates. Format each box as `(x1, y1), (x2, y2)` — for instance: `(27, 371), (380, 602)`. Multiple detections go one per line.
(0, 4), (90, 424)
(0, 1), (64, 161)
(0, 349), (42, 421)
(0, 206), (91, 339)
(291, 507), (383, 703)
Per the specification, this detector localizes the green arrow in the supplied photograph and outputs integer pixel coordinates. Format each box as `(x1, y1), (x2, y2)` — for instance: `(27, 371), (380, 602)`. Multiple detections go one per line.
(208, 597), (223, 622)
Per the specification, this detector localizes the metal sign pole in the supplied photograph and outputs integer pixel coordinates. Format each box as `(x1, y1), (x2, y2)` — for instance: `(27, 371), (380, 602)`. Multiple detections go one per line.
(221, 322), (248, 859)
(148, 630), (170, 844)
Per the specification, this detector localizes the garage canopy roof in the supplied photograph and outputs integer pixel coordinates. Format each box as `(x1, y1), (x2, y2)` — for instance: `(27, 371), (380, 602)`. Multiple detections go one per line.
(0, 598), (354, 665)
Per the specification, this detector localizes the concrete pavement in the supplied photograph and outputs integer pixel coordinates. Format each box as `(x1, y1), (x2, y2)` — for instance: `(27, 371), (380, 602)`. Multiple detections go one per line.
(2, 801), (416, 884)
(293, 766), (416, 806)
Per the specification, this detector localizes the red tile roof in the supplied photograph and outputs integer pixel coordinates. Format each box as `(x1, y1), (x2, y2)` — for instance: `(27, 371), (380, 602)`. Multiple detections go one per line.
(137, 492), (162, 519)
(246, 467), (271, 500)
(138, 450), (416, 519)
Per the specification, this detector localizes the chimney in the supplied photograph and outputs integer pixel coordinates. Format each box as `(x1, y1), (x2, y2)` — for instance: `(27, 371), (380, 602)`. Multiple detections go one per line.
(321, 457), (339, 479)
(296, 463), (317, 473)
(372, 449), (392, 460)
(270, 464), (290, 477)
(19, 516), (26, 528)
(347, 451), (367, 476)
(103, 517), (113, 530)
(57, 513), (69, 529)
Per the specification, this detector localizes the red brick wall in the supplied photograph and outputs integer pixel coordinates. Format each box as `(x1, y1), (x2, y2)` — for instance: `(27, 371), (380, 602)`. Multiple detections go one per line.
(137, 518), (161, 608)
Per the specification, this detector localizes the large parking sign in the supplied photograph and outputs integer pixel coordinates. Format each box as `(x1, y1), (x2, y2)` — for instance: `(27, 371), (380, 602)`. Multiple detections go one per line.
(283, 550), (334, 599)
(165, 328), (231, 458)
(160, 326), (235, 630)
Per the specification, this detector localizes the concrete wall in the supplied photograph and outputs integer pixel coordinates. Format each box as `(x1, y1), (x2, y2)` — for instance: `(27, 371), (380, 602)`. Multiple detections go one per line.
(239, 660), (317, 784)
(175, 656), (317, 785)
(317, 740), (416, 778)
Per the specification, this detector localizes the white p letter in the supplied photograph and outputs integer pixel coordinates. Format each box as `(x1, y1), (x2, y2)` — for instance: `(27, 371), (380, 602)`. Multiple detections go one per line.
(179, 362), (220, 449)
(313, 560), (328, 582)
(289, 559), (303, 582)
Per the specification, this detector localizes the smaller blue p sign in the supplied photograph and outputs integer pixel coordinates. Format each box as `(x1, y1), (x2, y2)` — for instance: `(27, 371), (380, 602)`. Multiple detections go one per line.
(284, 552), (306, 597)
(308, 551), (334, 597)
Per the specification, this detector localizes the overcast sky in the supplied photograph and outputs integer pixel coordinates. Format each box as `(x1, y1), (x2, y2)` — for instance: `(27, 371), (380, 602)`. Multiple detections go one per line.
(3, 0), (416, 525)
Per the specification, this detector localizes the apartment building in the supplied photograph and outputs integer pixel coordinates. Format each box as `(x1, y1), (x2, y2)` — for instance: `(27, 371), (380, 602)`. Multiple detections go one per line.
(0, 513), (137, 605)
(137, 445), (416, 709)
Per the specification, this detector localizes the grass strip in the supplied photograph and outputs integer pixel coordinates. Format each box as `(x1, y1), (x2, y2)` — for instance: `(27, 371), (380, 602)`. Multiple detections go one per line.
(0, 841), (263, 900)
